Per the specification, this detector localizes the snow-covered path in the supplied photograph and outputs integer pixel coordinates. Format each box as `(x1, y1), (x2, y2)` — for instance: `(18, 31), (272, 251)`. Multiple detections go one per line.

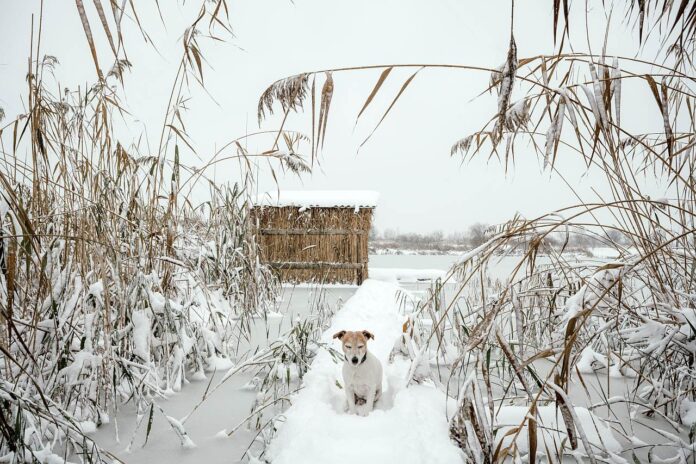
(265, 279), (462, 464)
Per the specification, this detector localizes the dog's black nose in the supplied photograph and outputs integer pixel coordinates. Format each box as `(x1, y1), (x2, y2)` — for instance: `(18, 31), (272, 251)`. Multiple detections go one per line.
(351, 357), (359, 364)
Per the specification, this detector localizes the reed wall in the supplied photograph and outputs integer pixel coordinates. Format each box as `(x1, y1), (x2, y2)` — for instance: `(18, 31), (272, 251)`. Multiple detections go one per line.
(251, 206), (373, 284)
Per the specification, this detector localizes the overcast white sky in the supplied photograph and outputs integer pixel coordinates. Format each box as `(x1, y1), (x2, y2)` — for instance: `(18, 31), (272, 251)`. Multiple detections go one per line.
(0, 0), (668, 233)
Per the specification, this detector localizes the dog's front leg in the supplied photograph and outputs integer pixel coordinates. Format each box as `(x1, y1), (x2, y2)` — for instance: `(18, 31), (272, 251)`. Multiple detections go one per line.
(345, 386), (357, 414)
(358, 388), (376, 416)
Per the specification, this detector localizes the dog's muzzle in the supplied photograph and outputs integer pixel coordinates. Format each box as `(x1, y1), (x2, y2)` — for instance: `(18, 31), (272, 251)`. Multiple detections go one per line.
(346, 353), (368, 365)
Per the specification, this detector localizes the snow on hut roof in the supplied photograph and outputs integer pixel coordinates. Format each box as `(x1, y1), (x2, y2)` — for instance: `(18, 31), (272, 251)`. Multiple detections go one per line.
(254, 190), (379, 211)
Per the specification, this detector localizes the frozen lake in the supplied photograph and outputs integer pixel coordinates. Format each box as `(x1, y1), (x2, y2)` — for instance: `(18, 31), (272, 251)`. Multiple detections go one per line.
(369, 253), (463, 269)
(94, 254), (461, 463)
(94, 253), (645, 464)
(369, 252), (598, 280)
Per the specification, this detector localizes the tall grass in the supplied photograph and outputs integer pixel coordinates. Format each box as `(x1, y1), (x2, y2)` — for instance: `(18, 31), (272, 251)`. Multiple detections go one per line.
(0, 1), (298, 461)
(231, 285), (341, 462)
(257, 1), (696, 462)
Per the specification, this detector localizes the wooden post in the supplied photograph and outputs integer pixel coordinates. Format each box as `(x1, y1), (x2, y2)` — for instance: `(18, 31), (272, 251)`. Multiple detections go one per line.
(355, 230), (362, 285)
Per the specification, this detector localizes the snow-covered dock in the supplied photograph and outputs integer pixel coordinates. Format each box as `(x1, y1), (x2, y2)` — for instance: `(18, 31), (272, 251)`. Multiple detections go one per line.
(265, 279), (462, 464)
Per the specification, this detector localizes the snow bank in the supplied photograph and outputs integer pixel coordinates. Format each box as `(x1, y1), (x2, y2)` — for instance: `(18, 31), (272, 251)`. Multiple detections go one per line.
(254, 190), (378, 212)
(369, 268), (450, 283)
(563, 267), (621, 321)
(265, 279), (462, 464)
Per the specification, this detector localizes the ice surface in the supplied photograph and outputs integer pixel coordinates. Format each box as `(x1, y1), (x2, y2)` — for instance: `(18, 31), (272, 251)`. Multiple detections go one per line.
(369, 267), (450, 283)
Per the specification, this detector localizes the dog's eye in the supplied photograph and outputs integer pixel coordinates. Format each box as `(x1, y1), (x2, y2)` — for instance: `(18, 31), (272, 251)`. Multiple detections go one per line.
(358, 345), (364, 349)
(345, 345), (352, 349)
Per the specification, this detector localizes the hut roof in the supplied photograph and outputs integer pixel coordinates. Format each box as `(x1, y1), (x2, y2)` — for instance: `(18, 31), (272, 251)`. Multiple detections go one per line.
(254, 190), (379, 212)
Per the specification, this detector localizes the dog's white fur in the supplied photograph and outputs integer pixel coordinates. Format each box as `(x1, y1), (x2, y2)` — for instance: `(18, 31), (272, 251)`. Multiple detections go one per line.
(333, 330), (382, 416)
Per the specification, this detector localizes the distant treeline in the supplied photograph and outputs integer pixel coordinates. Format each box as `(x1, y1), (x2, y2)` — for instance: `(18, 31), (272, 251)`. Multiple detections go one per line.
(369, 223), (630, 254)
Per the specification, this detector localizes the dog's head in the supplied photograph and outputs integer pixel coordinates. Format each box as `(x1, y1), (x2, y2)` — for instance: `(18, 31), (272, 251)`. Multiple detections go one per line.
(332, 330), (375, 366)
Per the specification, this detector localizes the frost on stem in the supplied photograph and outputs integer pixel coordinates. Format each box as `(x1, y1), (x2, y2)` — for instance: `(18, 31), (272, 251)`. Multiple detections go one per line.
(505, 99), (530, 131)
(610, 57), (621, 128)
(492, 34), (518, 146)
(544, 97), (565, 170)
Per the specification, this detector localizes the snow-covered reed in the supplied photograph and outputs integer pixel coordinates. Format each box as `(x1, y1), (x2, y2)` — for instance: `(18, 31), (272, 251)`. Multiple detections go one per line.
(0, 2), (295, 461)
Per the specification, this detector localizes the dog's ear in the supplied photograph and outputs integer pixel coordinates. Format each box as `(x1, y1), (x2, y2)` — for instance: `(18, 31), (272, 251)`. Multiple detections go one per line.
(361, 330), (375, 340)
(332, 330), (346, 340)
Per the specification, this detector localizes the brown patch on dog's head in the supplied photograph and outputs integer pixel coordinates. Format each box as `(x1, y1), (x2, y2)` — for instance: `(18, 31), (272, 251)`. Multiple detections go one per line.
(334, 330), (374, 366)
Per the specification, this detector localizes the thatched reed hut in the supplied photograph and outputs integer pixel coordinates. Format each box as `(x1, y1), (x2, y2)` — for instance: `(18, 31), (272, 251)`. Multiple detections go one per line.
(252, 191), (378, 284)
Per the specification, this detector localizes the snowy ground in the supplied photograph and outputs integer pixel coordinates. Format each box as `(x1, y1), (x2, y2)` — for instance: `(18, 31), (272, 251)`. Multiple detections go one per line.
(88, 277), (461, 464)
(85, 254), (684, 463)
(265, 279), (462, 464)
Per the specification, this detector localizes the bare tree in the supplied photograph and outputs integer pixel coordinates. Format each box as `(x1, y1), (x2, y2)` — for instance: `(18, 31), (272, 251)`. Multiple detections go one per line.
(468, 222), (489, 247)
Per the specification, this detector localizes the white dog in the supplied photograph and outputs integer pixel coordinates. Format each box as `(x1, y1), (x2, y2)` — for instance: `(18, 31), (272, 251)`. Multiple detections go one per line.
(333, 329), (382, 416)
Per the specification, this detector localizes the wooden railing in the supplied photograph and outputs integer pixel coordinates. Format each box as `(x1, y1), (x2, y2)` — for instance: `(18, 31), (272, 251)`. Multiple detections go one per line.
(259, 228), (366, 236)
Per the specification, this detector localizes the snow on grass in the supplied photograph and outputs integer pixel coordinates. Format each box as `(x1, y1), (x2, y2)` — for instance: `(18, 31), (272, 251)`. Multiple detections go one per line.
(131, 310), (151, 360)
(265, 279), (462, 464)
(562, 267), (621, 321)
(204, 354), (235, 372)
(30, 447), (76, 464)
(164, 415), (197, 449)
(79, 420), (97, 434)
(58, 350), (102, 383)
(680, 399), (696, 426)
(495, 405), (621, 455)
